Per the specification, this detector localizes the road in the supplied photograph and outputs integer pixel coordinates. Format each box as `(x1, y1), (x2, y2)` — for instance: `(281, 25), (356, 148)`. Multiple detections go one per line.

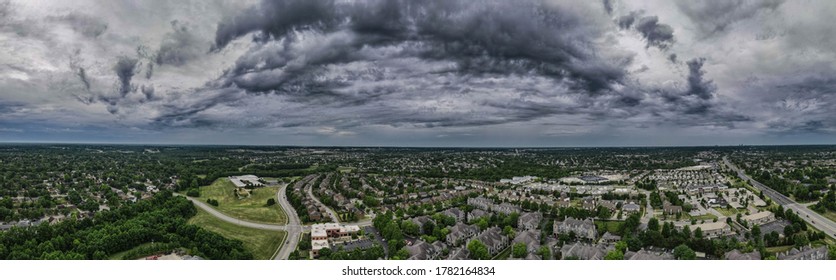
(176, 184), (303, 260)
(275, 183), (302, 260)
(178, 193), (287, 231)
(723, 157), (836, 238)
(178, 183), (373, 260)
(306, 182), (340, 223)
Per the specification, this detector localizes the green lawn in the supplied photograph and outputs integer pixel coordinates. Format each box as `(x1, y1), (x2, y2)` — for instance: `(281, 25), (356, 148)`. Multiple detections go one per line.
(690, 213), (718, 221)
(714, 207), (739, 217)
(199, 178), (287, 225)
(188, 207), (286, 260)
(595, 220), (625, 234)
(765, 245), (793, 254)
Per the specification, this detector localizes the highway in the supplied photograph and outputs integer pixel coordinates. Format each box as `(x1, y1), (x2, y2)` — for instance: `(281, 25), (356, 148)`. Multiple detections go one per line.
(723, 157), (836, 238)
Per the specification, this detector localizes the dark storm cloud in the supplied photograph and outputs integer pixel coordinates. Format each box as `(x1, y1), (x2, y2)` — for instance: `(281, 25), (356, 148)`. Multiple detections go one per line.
(614, 10), (675, 50)
(113, 56), (139, 96)
(156, 20), (205, 66)
(213, 0), (337, 50)
(212, 0), (628, 95)
(676, 0), (783, 37)
(634, 16), (674, 49)
(685, 58), (715, 100)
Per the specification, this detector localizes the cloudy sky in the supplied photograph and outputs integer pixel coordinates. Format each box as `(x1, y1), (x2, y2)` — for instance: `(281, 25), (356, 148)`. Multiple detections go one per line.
(1, 0), (834, 146)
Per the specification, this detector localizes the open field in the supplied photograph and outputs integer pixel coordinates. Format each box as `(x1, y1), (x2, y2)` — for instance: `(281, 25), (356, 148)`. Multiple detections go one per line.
(188, 207), (286, 260)
(690, 213), (718, 221)
(715, 207), (739, 217)
(199, 178), (287, 224)
(595, 220), (625, 234)
(765, 245), (793, 254)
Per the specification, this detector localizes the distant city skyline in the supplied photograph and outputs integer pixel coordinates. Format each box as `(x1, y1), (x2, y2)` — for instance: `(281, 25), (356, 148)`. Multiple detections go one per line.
(2, 0), (835, 146)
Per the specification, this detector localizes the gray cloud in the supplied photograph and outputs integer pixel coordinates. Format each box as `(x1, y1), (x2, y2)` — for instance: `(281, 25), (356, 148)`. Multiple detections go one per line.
(617, 11), (639, 29)
(634, 16), (675, 49)
(676, 0), (783, 37)
(602, 0), (614, 15)
(685, 58), (715, 100)
(113, 56), (139, 96)
(156, 20), (206, 66)
(53, 13), (109, 38)
(214, 0), (628, 95)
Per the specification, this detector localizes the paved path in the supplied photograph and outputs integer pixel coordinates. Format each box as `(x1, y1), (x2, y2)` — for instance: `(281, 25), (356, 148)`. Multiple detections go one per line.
(724, 157), (836, 238)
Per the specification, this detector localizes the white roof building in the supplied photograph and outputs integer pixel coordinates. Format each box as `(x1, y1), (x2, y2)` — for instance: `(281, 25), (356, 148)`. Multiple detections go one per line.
(228, 175), (263, 188)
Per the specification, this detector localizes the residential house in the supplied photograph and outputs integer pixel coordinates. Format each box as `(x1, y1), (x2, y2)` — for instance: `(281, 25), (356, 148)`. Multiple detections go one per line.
(468, 209), (491, 223)
(406, 240), (446, 260)
(560, 242), (608, 260)
(511, 230), (541, 259)
(475, 227), (510, 256)
(663, 203), (682, 215)
(622, 202), (641, 213)
(442, 208), (466, 222)
(599, 232), (621, 244)
(518, 212), (543, 230)
(554, 218), (597, 240)
(725, 249), (761, 260)
(624, 249), (674, 260)
(777, 246), (828, 260)
(446, 223), (479, 246)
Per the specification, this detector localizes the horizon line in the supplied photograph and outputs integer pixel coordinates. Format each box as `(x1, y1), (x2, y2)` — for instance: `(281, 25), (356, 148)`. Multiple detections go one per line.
(1, 140), (835, 149)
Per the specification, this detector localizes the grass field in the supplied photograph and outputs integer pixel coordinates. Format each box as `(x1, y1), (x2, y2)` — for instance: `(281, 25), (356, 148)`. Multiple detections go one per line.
(199, 178), (287, 225)
(715, 207), (739, 217)
(188, 207), (286, 260)
(595, 220), (625, 234)
(690, 213), (719, 221)
(765, 245), (793, 254)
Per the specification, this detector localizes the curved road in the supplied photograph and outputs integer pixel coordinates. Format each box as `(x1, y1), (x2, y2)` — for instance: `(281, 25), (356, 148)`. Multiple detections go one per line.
(179, 182), (373, 260)
(275, 183), (302, 260)
(723, 157), (836, 238)
(306, 182), (340, 223)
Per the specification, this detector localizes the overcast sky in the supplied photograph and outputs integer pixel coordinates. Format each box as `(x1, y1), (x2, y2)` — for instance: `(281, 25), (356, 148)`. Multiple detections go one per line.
(1, 0), (834, 147)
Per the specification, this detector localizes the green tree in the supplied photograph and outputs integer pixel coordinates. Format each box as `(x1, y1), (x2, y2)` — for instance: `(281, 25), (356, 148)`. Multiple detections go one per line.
(615, 240), (627, 253)
(467, 239), (490, 260)
(512, 243), (527, 258)
(648, 217), (660, 232)
(266, 198), (276, 206)
(401, 220), (420, 236)
(537, 245), (551, 260)
(604, 250), (624, 260)
(318, 248), (332, 259)
(693, 227), (703, 239)
(673, 244), (696, 260)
